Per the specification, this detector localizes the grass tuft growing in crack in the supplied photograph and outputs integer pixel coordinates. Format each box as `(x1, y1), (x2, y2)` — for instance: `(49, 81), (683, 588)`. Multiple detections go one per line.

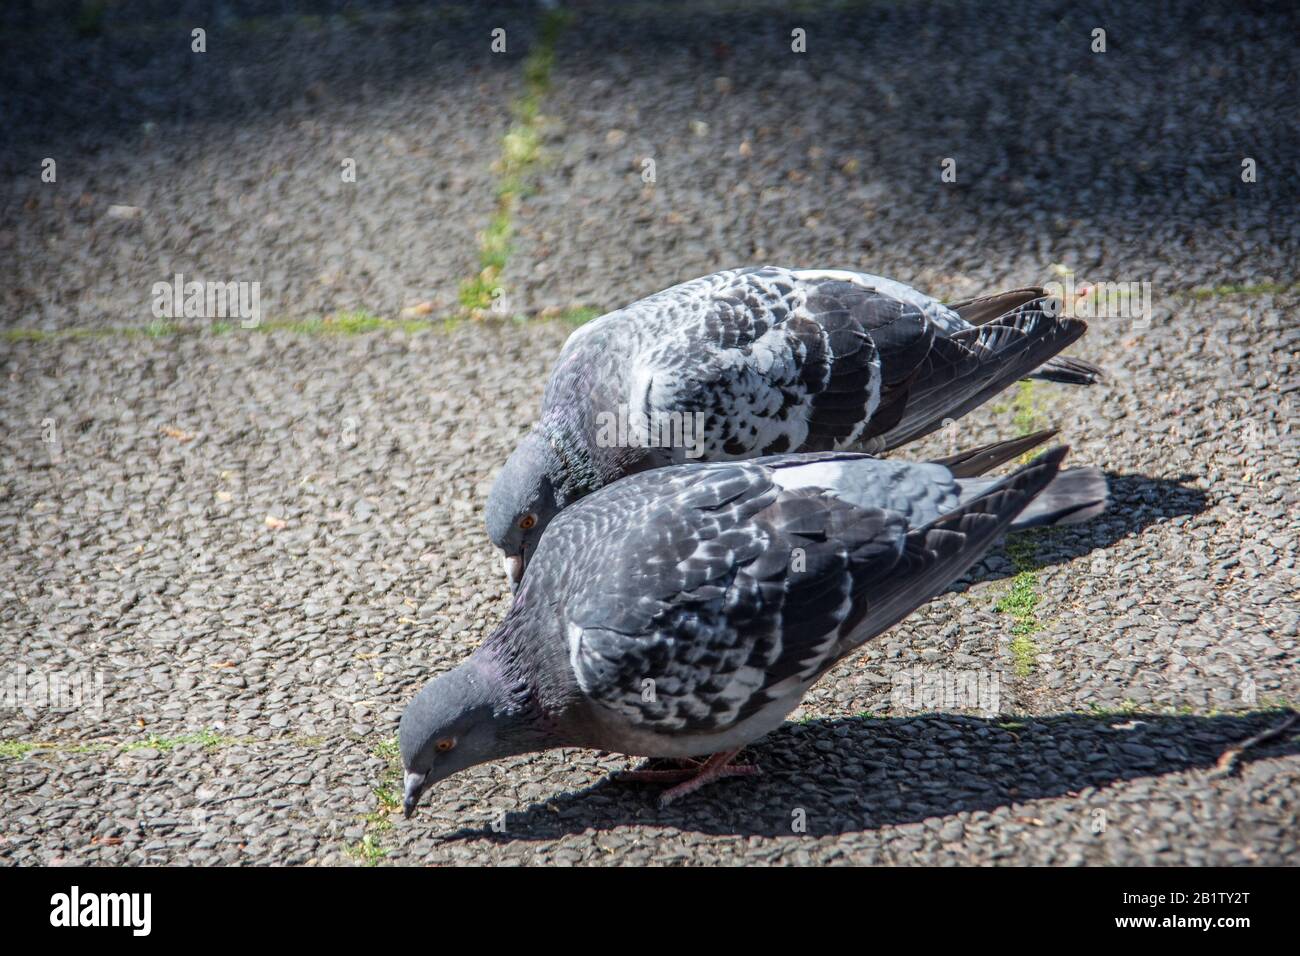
(121, 729), (241, 752)
(0, 730), (323, 760)
(457, 9), (570, 318)
(3, 310), (442, 343)
(991, 380), (1044, 447)
(1188, 281), (1294, 300)
(0, 740), (53, 759)
(1085, 700), (1141, 718)
(349, 737), (403, 866)
(74, 0), (106, 37)
(557, 306), (602, 327)
(996, 534), (1044, 678)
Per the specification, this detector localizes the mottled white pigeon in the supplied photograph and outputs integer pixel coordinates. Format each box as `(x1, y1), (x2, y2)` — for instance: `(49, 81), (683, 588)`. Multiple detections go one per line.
(487, 266), (1100, 585)
(403, 443), (1106, 814)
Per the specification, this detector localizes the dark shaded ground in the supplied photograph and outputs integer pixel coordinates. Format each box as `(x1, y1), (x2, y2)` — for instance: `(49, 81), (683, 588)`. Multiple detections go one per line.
(1, 0), (1296, 865)
(448, 713), (1299, 839)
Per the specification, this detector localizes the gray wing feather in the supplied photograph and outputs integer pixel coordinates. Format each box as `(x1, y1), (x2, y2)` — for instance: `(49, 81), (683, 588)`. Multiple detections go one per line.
(870, 303), (1087, 449)
(833, 447), (1068, 655)
(532, 462), (906, 733)
(529, 449), (1067, 737)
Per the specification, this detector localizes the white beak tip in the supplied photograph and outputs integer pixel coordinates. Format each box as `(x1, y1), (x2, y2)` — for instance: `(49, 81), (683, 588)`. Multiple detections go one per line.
(504, 555), (524, 589)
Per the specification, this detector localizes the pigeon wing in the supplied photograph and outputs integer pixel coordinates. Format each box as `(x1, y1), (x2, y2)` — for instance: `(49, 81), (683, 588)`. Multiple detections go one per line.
(531, 461), (909, 734)
(867, 301), (1088, 449)
(635, 269), (955, 460)
(530, 447), (1069, 737)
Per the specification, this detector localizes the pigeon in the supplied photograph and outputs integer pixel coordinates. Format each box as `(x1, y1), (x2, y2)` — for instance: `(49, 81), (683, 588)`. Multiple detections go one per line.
(486, 266), (1101, 585)
(402, 443), (1106, 814)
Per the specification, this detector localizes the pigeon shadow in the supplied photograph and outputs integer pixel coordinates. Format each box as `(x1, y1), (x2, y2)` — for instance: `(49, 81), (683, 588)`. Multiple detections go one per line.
(951, 472), (1209, 590)
(434, 709), (1297, 842)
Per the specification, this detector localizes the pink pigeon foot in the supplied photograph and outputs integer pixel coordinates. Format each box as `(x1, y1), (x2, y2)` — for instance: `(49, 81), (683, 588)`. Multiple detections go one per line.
(618, 749), (760, 805)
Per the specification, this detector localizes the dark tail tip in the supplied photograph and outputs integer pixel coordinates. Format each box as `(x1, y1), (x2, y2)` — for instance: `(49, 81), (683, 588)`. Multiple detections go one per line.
(1010, 461), (1109, 530)
(1031, 355), (1105, 386)
(932, 428), (1060, 478)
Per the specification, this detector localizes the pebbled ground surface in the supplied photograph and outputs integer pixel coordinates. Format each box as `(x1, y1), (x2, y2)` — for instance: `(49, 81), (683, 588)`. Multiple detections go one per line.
(1, 0), (1297, 866)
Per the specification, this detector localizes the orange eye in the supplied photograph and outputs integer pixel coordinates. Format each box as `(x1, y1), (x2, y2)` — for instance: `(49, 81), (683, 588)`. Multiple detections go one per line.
(436, 738), (456, 753)
(518, 514), (537, 531)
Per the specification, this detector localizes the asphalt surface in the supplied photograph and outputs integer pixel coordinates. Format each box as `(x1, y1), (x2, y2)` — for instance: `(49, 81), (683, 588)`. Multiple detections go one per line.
(1, 1), (1297, 866)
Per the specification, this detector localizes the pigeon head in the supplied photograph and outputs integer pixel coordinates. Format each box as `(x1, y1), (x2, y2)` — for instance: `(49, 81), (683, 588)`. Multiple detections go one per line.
(399, 658), (524, 817)
(485, 430), (561, 588)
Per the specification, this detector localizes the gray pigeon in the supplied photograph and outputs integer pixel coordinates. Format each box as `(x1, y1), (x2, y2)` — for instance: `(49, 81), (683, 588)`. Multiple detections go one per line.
(403, 444), (1106, 814)
(486, 266), (1100, 585)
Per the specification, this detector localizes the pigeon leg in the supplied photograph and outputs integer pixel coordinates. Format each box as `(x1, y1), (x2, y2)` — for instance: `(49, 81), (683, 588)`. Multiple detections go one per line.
(655, 749), (760, 807)
(618, 756), (705, 784)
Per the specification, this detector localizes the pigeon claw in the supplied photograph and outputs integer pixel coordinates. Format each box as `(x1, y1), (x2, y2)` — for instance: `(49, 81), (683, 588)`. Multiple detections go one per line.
(657, 761), (760, 807)
(618, 749), (760, 806)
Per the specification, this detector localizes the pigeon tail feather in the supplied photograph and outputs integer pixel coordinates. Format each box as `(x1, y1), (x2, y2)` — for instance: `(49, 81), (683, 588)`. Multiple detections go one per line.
(957, 464), (1108, 530)
(1029, 355), (1104, 386)
(1006, 465), (1108, 529)
(948, 287), (1046, 325)
(928, 428), (1058, 478)
(834, 446), (1070, 654)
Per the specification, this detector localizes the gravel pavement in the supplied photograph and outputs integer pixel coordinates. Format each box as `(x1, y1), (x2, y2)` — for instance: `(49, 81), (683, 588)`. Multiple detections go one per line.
(1, 1), (1297, 866)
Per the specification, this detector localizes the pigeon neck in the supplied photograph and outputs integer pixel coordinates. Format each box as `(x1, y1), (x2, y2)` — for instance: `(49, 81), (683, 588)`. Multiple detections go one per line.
(475, 607), (580, 747)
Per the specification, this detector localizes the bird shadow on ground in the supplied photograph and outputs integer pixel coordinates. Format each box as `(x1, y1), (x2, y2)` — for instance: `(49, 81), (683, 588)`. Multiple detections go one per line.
(953, 472), (1209, 589)
(434, 709), (1296, 842)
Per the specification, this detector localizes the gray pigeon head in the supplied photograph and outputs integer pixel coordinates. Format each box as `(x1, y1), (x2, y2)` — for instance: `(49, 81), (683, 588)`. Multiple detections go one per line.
(399, 659), (519, 817)
(485, 430), (560, 587)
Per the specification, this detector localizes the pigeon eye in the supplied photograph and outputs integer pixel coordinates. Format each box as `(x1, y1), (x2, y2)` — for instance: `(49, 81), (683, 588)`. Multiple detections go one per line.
(436, 738), (456, 753)
(518, 514), (537, 531)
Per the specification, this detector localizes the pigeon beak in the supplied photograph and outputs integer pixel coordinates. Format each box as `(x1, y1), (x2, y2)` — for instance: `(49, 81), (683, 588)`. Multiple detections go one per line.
(504, 554), (524, 591)
(402, 771), (429, 819)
